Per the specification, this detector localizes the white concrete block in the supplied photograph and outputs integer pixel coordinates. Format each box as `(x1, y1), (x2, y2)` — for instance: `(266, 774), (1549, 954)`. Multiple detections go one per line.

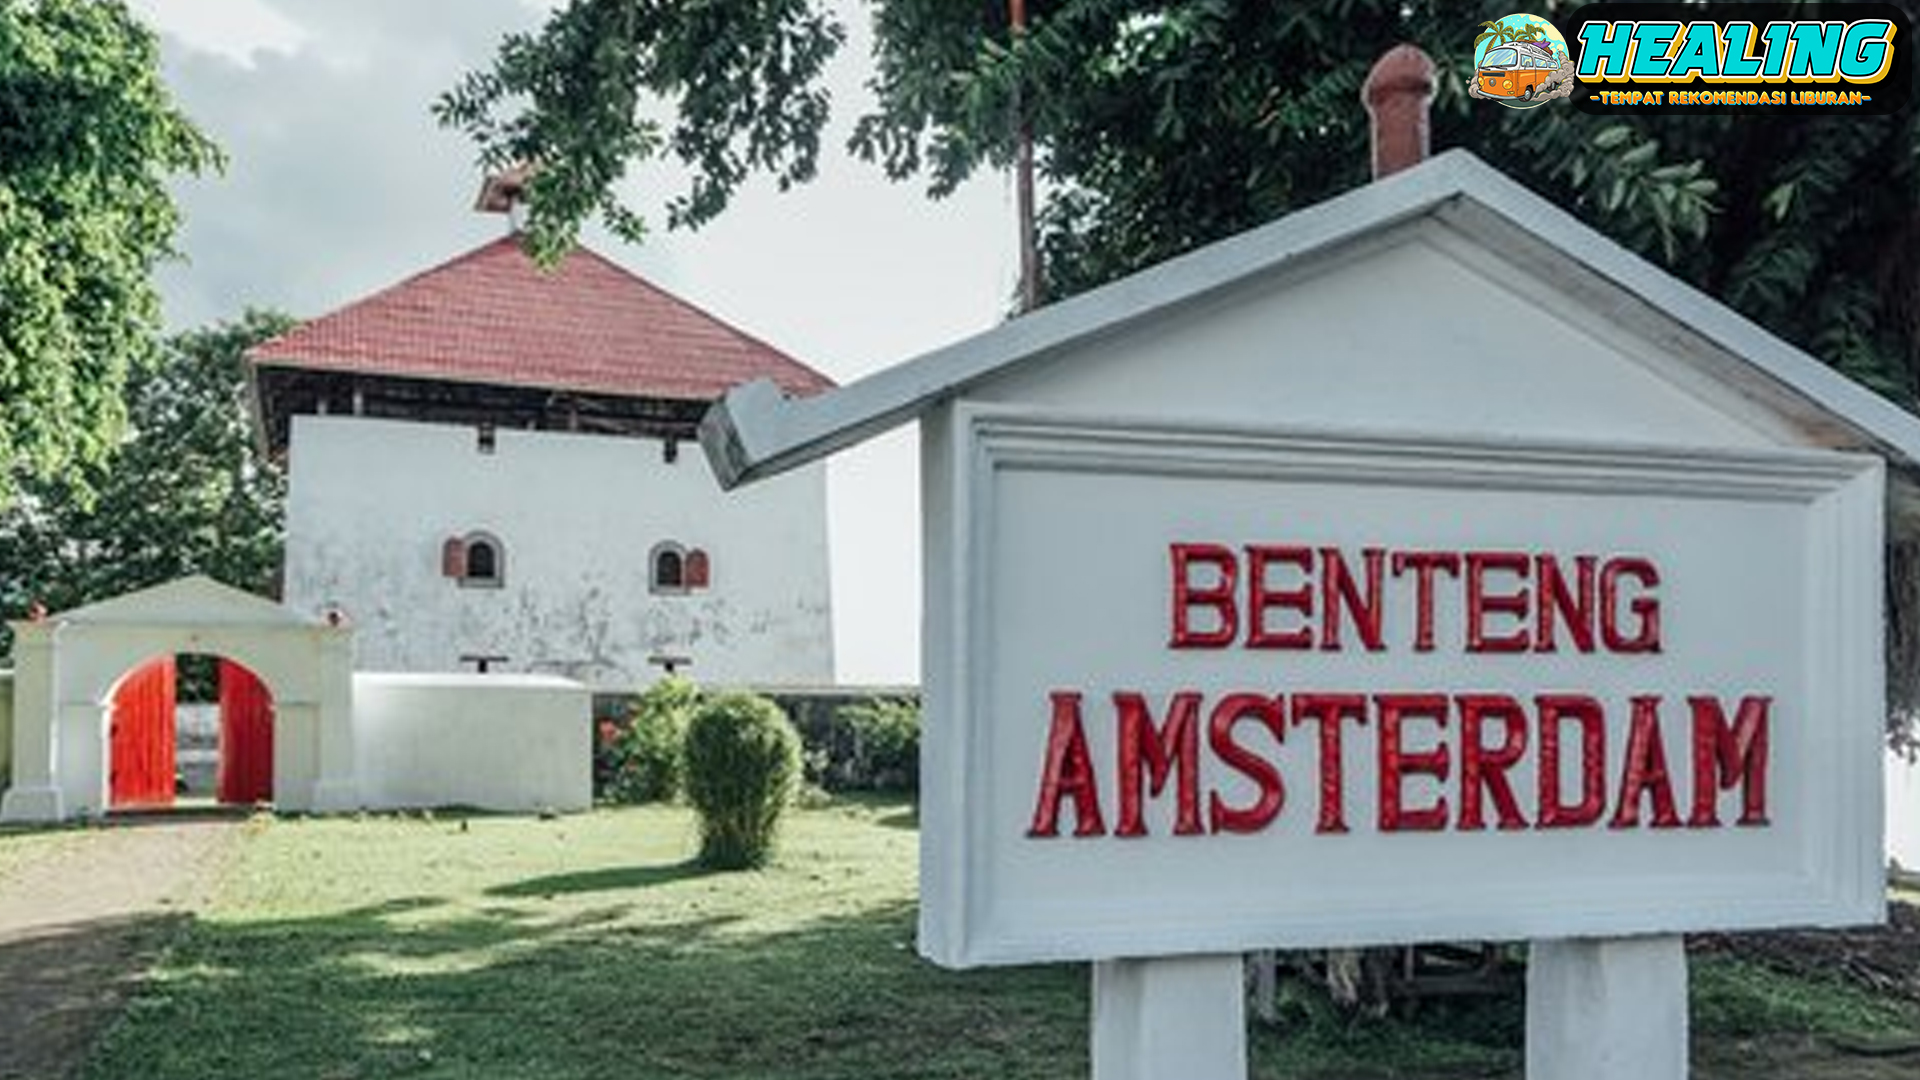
(1092, 955), (1246, 1080)
(1527, 936), (1687, 1080)
(352, 672), (590, 813)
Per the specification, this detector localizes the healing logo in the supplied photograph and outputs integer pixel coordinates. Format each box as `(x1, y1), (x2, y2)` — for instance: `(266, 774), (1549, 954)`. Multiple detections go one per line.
(1470, 13), (1574, 108)
(1563, 4), (1912, 114)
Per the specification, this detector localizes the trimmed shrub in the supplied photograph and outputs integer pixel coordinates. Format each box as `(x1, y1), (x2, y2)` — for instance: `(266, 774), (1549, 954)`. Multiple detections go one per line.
(604, 677), (699, 804)
(835, 698), (919, 792)
(683, 692), (802, 869)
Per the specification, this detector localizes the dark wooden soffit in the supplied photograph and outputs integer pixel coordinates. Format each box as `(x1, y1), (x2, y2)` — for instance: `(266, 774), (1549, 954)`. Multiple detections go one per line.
(252, 365), (709, 459)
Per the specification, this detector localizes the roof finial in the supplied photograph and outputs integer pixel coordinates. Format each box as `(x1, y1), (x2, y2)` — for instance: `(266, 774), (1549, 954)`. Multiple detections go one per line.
(1362, 44), (1436, 181)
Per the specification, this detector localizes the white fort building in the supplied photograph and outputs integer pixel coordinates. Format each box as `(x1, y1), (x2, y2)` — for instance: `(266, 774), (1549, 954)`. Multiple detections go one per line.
(248, 197), (835, 690)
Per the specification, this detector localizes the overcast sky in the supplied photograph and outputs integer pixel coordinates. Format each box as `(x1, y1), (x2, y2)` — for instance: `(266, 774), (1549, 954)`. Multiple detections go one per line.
(126, 0), (1020, 685)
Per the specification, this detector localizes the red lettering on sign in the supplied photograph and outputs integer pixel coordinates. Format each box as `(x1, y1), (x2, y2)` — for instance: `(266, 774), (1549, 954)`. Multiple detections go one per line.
(1688, 695), (1770, 827)
(1600, 557), (1662, 653)
(1390, 551), (1461, 652)
(1376, 694), (1451, 832)
(1115, 691), (1204, 837)
(1028, 692), (1107, 837)
(1466, 552), (1531, 653)
(1611, 696), (1682, 829)
(1457, 694), (1529, 830)
(1536, 694), (1607, 828)
(1169, 543), (1237, 648)
(1246, 545), (1314, 649)
(1536, 555), (1597, 653)
(1320, 547), (1387, 652)
(1166, 544), (1665, 655)
(1291, 693), (1368, 834)
(1026, 685), (1779, 842)
(1207, 694), (1287, 834)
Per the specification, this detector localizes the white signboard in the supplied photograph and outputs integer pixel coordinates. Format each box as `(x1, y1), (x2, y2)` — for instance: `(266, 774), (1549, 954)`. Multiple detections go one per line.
(918, 406), (1886, 967)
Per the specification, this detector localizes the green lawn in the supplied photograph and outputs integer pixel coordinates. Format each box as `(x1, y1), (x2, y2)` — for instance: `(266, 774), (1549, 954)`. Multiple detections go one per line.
(81, 801), (1084, 1080)
(76, 800), (1920, 1080)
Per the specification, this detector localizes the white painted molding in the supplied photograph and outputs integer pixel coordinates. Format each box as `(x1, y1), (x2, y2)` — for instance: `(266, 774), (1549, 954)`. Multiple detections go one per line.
(699, 150), (1920, 493)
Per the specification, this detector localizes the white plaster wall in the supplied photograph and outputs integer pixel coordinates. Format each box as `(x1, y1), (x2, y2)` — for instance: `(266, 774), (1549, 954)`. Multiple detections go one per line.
(1891, 753), (1920, 874)
(352, 672), (590, 812)
(287, 416), (832, 689)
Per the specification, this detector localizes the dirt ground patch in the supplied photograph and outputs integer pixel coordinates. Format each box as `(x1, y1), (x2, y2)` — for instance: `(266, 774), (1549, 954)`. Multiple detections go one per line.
(1694, 901), (1920, 1007)
(1695, 1033), (1920, 1080)
(1687, 900), (1920, 1078)
(0, 818), (240, 1080)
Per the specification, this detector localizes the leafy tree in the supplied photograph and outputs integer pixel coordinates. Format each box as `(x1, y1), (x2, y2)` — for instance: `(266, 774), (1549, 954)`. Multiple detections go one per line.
(435, 0), (841, 260)
(0, 0), (221, 503)
(443, 0), (1915, 404)
(446, 1), (1920, 742)
(0, 311), (291, 643)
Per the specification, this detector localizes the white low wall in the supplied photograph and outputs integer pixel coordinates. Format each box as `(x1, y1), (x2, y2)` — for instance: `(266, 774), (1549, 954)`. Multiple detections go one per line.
(352, 672), (590, 813)
(1892, 753), (1920, 876)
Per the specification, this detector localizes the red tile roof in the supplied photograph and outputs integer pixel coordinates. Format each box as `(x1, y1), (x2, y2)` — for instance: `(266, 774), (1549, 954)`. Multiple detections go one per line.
(249, 235), (834, 402)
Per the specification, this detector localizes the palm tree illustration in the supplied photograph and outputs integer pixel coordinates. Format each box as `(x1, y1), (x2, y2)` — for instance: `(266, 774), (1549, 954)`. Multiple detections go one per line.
(1476, 19), (1552, 59)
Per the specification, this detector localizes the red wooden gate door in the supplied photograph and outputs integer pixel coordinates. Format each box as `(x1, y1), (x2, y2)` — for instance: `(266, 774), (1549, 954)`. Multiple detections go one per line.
(217, 660), (274, 805)
(109, 658), (177, 809)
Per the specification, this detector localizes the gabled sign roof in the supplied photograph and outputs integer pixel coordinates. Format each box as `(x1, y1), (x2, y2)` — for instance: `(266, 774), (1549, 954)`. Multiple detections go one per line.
(700, 150), (1920, 505)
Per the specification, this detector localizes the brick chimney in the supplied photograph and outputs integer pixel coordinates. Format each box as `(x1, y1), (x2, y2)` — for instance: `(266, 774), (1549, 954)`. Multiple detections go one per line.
(1361, 44), (1437, 180)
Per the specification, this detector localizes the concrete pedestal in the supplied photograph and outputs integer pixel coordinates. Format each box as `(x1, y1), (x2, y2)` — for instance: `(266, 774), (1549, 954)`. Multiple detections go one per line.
(1092, 954), (1246, 1080)
(1527, 935), (1688, 1080)
(0, 784), (63, 823)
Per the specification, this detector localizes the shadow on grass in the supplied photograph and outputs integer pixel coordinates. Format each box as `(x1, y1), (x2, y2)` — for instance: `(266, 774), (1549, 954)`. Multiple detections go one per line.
(485, 859), (710, 899)
(79, 896), (1084, 1080)
(0, 913), (188, 1080)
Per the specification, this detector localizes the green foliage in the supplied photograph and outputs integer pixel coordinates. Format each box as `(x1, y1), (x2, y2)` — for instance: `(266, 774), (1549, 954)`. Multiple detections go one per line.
(0, 0), (221, 503)
(816, 697), (919, 793)
(447, 1), (1918, 404)
(683, 692), (802, 869)
(434, 0), (842, 264)
(1249, 974), (1519, 1077)
(605, 677), (699, 804)
(0, 311), (291, 649)
(1691, 955), (1917, 1040)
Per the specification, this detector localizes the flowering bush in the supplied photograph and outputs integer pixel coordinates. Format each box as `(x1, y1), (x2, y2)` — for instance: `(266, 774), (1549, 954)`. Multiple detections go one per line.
(596, 677), (700, 804)
(593, 715), (629, 797)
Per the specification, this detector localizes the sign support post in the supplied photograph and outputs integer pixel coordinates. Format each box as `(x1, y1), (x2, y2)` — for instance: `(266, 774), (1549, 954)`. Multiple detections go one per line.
(1092, 955), (1247, 1080)
(1527, 936), (1688, 1080)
